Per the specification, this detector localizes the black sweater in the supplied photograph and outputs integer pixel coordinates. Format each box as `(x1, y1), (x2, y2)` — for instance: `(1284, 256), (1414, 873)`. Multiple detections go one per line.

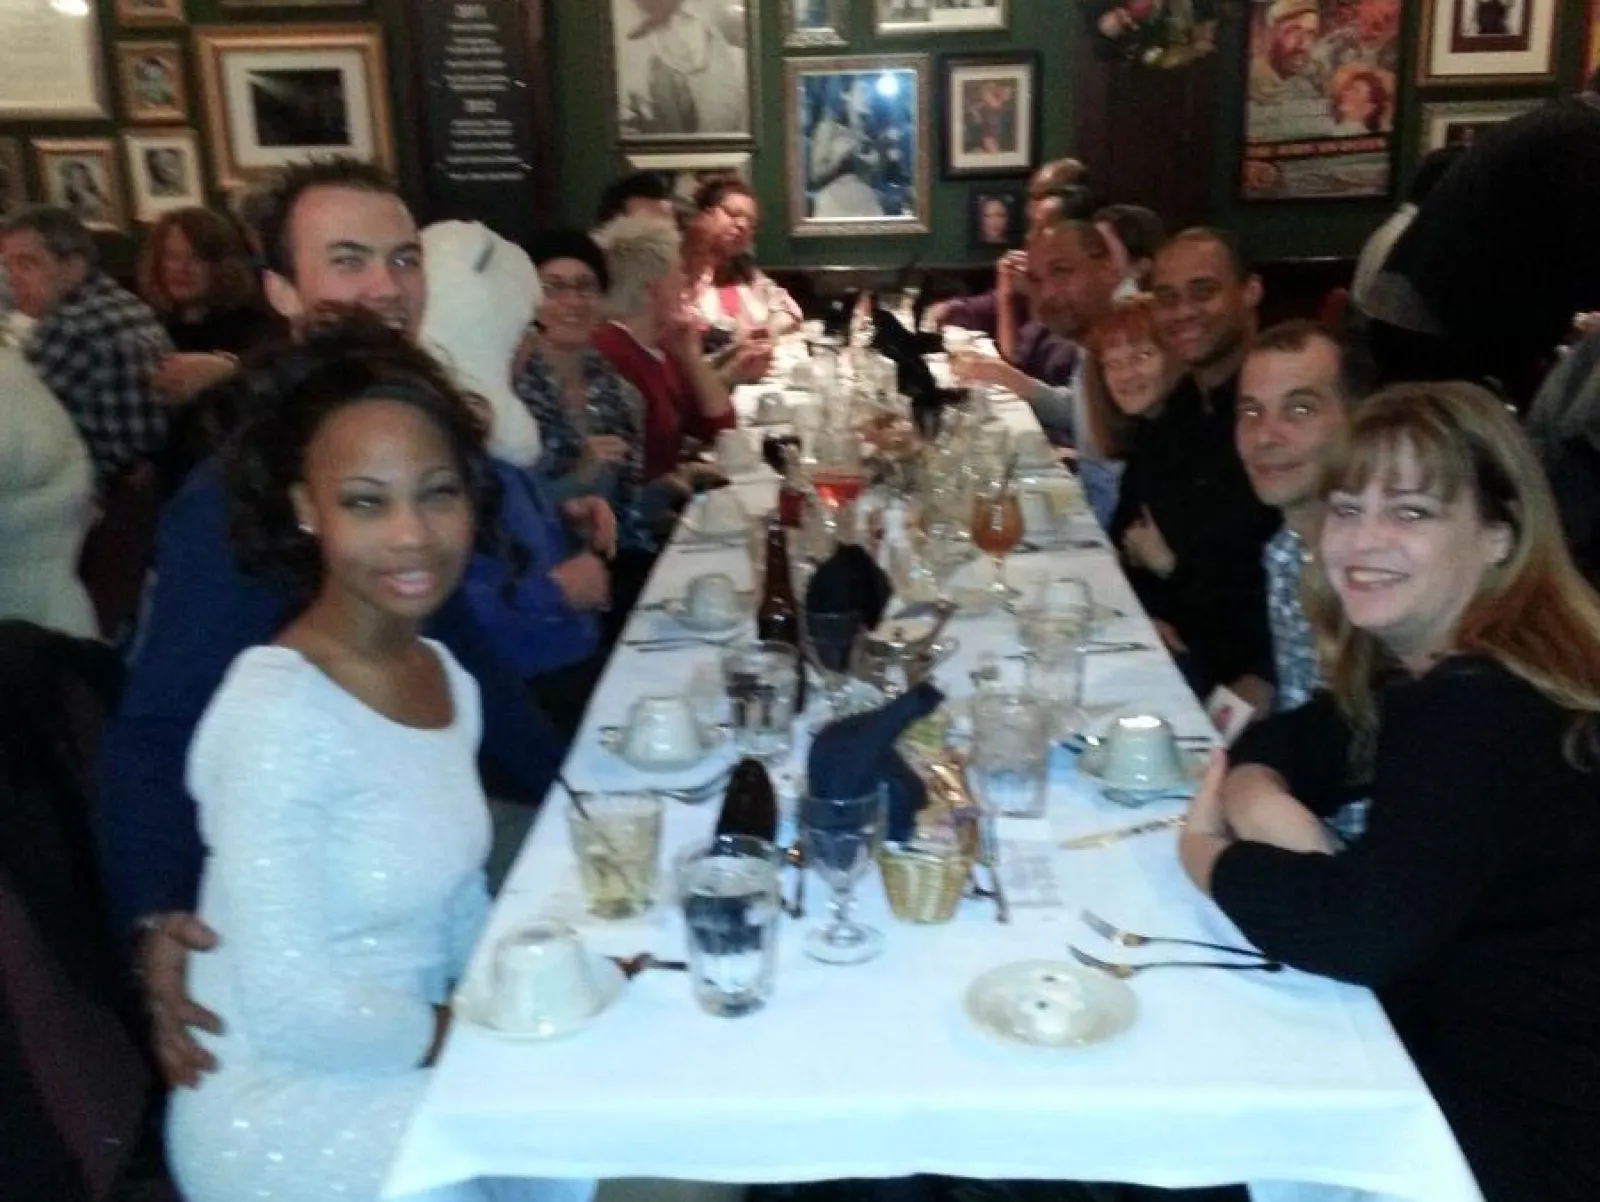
(1109, 372), (1279, 690)
(1215, 657), (1600, 1202)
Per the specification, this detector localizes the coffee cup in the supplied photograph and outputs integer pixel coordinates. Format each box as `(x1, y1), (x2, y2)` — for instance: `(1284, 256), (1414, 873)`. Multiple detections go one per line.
(1019, 479), (1082, 535)
(622, 695), (703, 766)
(1101, 714), (1186, 789)
(715, 429), (758, 475)
(489, 921), (602, 1035)
(755, 391), (789, 423)
(698, 490), (747, 536)
(685, 572), (740, 626)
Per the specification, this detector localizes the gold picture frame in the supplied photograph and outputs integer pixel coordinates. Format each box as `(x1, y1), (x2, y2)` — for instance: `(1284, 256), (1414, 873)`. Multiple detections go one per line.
(33, 138), (128, 233)
(115, 0), (187, 27)
(118, 41), (188, 123)
(193, 23), (394, 190)
(123, 128), (205, 223)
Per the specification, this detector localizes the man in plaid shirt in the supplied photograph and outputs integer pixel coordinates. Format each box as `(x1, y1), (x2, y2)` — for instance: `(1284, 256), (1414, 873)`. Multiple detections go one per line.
(1, 206), (172, 486)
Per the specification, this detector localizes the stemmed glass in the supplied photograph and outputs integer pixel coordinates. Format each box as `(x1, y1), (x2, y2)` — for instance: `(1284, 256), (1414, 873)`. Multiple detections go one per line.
(802, 608), (861, 722)
(801, 785), (887, 964)
(970, 475), (1023, 602)
(810, 427), (865, 544)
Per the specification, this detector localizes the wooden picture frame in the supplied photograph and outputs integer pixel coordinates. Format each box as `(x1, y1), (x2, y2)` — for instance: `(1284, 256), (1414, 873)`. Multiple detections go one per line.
(123, 128), (205, 222)
(0, 0), (109, 119)
(782, 0), (849, 48)
(0, 137), (27, 217)
(118, 41), (189, 123)
(1418, 98), (1543, 152)
(609, 0), (758, 145)
(785, 53), (931, 238)
(34, 138), (128, 233)
(941, 52), (1038, 179)
(193, 23), (394, 190)
(1417, 0), (1559, 85)
(114, 0), (186, 27)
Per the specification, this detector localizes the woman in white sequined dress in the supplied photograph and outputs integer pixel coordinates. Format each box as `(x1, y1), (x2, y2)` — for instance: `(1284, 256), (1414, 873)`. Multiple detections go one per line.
(166, 319), (590, 1202)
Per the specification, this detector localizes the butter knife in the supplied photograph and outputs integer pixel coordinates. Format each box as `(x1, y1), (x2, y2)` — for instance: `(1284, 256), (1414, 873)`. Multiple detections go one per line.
(1060, 813), (1185, 851)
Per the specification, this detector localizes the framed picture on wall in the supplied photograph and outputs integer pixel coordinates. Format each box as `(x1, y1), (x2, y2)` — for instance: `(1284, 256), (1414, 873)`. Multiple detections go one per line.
(33, 138), (127, 233)
(1418, 98), (1542, 152)
(968, 185), (1020, 249)
(1417, 0), (1559, 85)
(1588, 0), (1600, 78)
(0, 138), (27, 217)
(118, 42), (189, 123)
(610, 0), (757, 144)
(115, 0), (186, 27)
(784, 54), (930, 237)
(874, 0), (1006, 35)
(782, 0), (848, 48)
(123, 129), (205, 222)
(194, 24), (394, 190)
(623, 149), (752, 206)
(0, 2), (109, 119)
(941, 53), (1036, 178)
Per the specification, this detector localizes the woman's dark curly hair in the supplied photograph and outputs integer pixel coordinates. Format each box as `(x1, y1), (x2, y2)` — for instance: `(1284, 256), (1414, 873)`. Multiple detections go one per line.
(221, 309), (504, 598)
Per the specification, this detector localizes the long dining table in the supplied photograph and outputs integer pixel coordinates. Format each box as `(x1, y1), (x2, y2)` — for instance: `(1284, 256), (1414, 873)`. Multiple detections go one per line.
(384, 379), (1482, 1202)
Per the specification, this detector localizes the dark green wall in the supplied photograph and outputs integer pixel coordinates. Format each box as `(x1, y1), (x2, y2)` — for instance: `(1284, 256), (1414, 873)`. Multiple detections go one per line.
(550, 0), (1597, 266)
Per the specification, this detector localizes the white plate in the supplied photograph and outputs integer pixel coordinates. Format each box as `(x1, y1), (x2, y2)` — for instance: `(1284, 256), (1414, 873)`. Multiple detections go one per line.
(1077, 741), (1205, 797)
(598, 723), (731, 773)
(452, 957), (626, 1042)
(963, 960), (1136, 1050)
(661, 598), (750, 635)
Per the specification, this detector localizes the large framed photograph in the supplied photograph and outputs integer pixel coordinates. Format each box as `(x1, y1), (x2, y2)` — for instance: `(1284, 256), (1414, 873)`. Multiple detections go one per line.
(941, 53), (1037, 179)
(123, 129), (205, 223)
(968, 185), (1021, 250)
(118, 41), (189, 124)
(875, 0), (1007, 35)
(785, 54), (931, 237)
(1240, 0), (1397, 201)
(114, 0), (186, 27)
(0, 0), (109, 119)
(611, 0), (757, 144)
(1418, 98), (1542, 152)
(194, 24), (394, 190)
(623, 149), (752, 206)
(1417, 0), (1559, 85)
(33, 138), (127, 233)
(1588, 0), (1600, 77)
(0, 138), (27, 218)
(782, 0), (848, 48)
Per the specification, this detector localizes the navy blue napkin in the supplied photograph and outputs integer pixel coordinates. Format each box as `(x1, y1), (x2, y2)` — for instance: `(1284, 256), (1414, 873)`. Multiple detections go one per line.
(805, 544), (891, 631)
(807, 681), (944, 842)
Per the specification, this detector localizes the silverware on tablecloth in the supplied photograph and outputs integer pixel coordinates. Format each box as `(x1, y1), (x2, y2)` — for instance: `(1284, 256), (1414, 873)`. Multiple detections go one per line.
(610, 953), (690, 980)
(1017, 538), (1103, 554)
(1084, 640), (1155, 655)
(624, 636), (738, 652)
(1068, 945), (1283, 978)
(656, 770), (735, 804)
(1059, 814), (1186, 850)
(1080, 910), (1268, 959)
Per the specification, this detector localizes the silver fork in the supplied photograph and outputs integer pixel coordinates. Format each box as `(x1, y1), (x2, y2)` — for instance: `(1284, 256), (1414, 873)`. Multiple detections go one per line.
(1081, 909), (1268, 958)
(1069, 945), (1283, 978)
(655, 770), (734, 803)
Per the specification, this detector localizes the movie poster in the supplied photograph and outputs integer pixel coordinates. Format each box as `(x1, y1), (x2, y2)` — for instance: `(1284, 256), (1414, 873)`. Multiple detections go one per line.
(1241, 0), (1399, 201)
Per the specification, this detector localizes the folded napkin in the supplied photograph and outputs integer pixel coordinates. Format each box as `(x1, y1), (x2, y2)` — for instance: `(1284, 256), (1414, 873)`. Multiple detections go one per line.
(805, 544), (892, 631)
(869, 307), (942, 399)
(808, 682), (945, 842)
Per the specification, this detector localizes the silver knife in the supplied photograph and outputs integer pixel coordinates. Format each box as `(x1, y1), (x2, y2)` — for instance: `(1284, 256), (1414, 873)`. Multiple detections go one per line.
(1060, 813), (1186, 851)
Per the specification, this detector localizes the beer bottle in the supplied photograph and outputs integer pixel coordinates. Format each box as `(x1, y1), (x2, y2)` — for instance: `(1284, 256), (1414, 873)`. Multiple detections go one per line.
(756, 516), (808, 712)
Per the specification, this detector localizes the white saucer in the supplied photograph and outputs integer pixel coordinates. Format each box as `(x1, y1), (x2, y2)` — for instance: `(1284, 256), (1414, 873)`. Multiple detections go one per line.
(598, 723), (731, 773)
(963, 960), (1136, 1050)
(452, 956), (626, 1042)
(1077, 741), (1205, 796)
(661, 598), (750, 635)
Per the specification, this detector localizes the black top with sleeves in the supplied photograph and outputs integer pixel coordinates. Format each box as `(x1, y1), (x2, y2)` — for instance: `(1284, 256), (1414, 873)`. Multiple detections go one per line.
(1214, 656), (1600, 1202)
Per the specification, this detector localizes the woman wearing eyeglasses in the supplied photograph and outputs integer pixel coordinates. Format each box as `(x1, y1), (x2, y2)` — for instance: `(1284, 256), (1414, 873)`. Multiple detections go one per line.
(687, 177), (801, 344)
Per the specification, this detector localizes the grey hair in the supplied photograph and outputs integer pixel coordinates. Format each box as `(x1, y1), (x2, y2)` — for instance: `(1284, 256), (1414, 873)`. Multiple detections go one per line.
(0, 205), (96, 265)
(592, 213), (681, 318)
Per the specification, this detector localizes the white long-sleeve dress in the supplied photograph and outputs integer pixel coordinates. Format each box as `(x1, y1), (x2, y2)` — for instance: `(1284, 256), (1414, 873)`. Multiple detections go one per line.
(167, 642), (588, 1202)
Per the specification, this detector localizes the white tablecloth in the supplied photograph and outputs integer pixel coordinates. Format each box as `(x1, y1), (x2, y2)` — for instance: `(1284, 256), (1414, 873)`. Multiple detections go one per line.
(386, 396), (1480, 1202)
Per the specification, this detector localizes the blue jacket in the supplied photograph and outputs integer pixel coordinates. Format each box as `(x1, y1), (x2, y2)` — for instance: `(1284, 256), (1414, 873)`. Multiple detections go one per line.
(96, 460), (565, 937)
(462, 461), (599, 678)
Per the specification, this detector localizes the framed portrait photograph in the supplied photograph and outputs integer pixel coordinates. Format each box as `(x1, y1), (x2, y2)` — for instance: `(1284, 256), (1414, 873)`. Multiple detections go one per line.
(785, 54), (931, 237)
(610, 0), (757, 144)
(114, 0), (186, 26)
(0, 138), (27, 218)
(33, 138), (127, 233)
(623, 149), (752, 205)
(0, 0), (109, 119)
(782, 0), (848, 48)
(1588, 0), (1600, 77)
(118, 41), (188, 123)
(194, 24), (394, 190)
(875, 0), (1007, 36)
(1418, 98), (1543, 152)
(123, 128), (204, 222)
(942, 53), (1037, 179)
(1417, 0), (1559, 85)
(968, 185), (1021, 250)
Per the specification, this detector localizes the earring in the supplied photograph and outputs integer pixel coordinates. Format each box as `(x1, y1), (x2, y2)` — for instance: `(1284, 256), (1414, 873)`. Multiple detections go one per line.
(298, 521), (314, 536)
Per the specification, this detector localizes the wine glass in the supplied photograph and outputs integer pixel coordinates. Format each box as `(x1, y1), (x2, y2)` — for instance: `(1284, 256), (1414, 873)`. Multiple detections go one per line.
(810, 427), (865, 540)
(802, 608), (861, 721)
(970, 477), (1023, 602)
(801, 785), (887, 964)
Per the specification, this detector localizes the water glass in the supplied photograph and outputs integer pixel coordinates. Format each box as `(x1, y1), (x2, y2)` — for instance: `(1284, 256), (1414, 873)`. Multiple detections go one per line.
(721, 641), (800, 762)
(1025, 648), (1086, 741)
(802, 609), (861, 719)
(565, 792), (664, 919)
(969, 691), (1052, 818)
(676, 835), (783, 1017)
(801, 785), (887, 964)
